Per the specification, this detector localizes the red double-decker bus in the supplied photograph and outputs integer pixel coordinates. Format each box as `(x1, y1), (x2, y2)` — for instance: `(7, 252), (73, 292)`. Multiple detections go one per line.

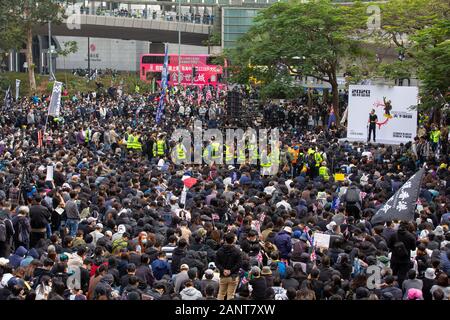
(140, 54), (223, 87)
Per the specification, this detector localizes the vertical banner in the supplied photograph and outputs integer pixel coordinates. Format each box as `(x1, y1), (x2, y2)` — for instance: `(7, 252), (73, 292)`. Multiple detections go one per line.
(15, 79), (21, 101)
(45, 165), (54, 181)
(180, 186), (187, 205)
(48, 81), (63, 117)
(155, 43), (169, 124)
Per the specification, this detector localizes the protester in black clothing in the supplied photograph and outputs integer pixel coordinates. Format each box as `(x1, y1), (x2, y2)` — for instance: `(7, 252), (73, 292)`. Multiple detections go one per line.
(215, 233), (242, 300)
(249, 266), (267, 300)
(368, 109), (378, 142)
(387, 222), (417, 286)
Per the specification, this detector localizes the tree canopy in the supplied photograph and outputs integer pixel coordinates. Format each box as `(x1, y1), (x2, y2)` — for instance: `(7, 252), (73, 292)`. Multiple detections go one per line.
(227, 0), (369, 118)
(1, 0), (65, 91)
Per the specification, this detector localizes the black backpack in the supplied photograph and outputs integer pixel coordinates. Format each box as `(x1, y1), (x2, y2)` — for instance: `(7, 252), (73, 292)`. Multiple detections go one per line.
(345, 187), (360, 204)
(16, 217), (30, 243)
(393, 240), (409, 258)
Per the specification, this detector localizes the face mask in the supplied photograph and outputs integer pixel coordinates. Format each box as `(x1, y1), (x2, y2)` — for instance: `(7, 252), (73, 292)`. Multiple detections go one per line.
(142, 239), (147, 244)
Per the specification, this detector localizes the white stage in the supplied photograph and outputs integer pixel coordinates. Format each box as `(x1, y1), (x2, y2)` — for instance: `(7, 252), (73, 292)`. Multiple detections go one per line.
(338, 137), (405, 146)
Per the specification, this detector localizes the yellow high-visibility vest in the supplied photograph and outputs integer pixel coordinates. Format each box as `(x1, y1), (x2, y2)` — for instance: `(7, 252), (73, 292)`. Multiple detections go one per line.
(225, 145), (233, 163)
(319, 166), (329, 181)
(430, 130), (441, 143)
(271, 149), (280, 165)
(177, 145), (186, 160)
(248, 144), (259, 161)
(127, 134), (135, 149)
(211, 142), (220, 159)
(314, 152), (323, 167)
(133, 136), (142, 151)
(154, 139), (165, 156)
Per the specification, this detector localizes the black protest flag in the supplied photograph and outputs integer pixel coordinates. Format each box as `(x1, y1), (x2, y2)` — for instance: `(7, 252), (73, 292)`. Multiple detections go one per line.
(371, 168), (425, 224)
(371, 167), (425, 225)
(3, 86), (12, 110)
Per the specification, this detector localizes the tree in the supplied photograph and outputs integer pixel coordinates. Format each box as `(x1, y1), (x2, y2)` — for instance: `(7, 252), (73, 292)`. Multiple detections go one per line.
(377, 0), (449, 56)
(411, 20), (450, 119)
(227, 0), (368, 121)
(202, 31), (221, 47)
(0, 2), (24, 71)
(56, 40), (78, 86)
(3, 0), (65, 92)
(375, 0), (450, 118)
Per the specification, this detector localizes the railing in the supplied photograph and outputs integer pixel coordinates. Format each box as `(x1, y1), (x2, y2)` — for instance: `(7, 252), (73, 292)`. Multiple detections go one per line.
(72, 7), (215, 25)
(63, 0), (383, 7)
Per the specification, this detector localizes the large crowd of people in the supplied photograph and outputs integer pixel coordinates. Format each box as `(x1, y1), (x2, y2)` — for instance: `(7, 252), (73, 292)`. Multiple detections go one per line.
(0, 84), (449, 301)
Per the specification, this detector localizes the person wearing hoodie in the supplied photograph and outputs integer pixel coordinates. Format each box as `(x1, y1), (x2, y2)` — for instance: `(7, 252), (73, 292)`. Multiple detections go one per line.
(19, 248), (39, 267)
(112, 224), (127, 242)
(151, 251), (172, 280)
(333, 253), (352, 280)
(291, 231), (308, 262)
(274, 226), (293, 261)
(12, 206), (31, 250)
(387, 222), (416, 286)
(180, 279), (203, 300)
(170, 238), (188, 275)
(8, 246), (28, 269)
(215, 232), (242, 300)
(135, 254), (155, 288)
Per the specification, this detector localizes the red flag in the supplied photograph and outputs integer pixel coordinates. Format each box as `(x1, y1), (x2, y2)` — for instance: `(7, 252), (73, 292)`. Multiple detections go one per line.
(183, 177), (198, 188)
(197, 93), (202, 105)
(206, 89), (212, 101)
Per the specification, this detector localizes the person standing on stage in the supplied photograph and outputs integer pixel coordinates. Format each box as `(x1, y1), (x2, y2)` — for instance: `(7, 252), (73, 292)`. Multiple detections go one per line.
(368, 109), (378, 143)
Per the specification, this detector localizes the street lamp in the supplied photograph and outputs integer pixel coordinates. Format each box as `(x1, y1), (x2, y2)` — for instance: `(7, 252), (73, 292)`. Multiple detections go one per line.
(48, 21), (55, 81)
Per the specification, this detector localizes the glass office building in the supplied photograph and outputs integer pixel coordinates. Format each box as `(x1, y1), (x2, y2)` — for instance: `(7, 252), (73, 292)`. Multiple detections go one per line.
(222, 7), (261, 49)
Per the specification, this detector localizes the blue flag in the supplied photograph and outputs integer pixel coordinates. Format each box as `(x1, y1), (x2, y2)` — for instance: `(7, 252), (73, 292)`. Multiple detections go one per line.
(156, 44), (169, 124)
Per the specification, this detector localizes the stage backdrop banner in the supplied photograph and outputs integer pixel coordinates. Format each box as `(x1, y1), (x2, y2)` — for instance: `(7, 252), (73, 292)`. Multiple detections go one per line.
(347, 85), (418, 144)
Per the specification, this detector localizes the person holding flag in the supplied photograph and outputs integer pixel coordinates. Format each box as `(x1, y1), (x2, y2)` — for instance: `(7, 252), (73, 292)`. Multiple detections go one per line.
(156, 43), (169, 124)
(3, 86), (12, 111)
